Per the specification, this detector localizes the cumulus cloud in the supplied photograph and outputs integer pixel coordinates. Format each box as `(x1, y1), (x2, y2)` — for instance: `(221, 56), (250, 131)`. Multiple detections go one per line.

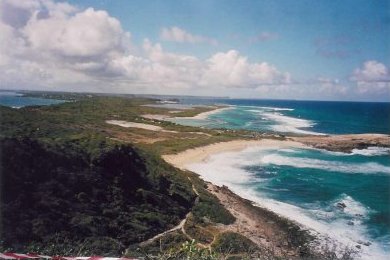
(350, 60), (390, 95)
(23, 8), (127, 58)
(106, 39), (204, 89)
(201, 50), (290, 88)
(351, 60), (390, 83)
(0, 0), (291, 94)
(160, 26), (217, 45)
(0, 0), (132, 88)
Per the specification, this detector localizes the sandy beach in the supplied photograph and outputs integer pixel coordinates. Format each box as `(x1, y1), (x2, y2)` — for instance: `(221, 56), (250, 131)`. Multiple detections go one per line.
(192, 106), (233, 119)
(162, 135), (390, 258)
(172, 106), (234, 120)
(162, 139), (306, 170)
(163, 134), (390, 170)
(162, 139), (312, 257)
(140, 106), (233, 123)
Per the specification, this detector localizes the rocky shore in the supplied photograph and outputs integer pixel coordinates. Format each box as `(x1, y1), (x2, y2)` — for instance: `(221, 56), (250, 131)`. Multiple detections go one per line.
(291, 133), (390, 153)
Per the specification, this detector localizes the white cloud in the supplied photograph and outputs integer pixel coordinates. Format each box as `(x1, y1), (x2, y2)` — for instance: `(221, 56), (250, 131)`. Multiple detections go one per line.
(350, 60), (390, 95)
(0, 0), (130, 89)
(351, 60), (390, 83)
(0, 0), (291, 95)
(107, 40), (203, 89)
(160, 26), (217, 45)
(316, 77), (348, 96)
(201, 50), (290, 88)
(22, 7), (127, 58)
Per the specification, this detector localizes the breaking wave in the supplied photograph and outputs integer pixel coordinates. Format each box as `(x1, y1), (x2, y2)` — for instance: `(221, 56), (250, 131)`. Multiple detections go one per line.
(246, 108), (325, 135)
(260, 154), (390, 175)
(186, 146), (390, 259)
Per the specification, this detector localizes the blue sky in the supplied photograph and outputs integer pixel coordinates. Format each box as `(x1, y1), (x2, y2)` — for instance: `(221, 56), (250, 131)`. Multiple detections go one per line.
(70, 0), (388, 76)
(1, 0), (389, 101)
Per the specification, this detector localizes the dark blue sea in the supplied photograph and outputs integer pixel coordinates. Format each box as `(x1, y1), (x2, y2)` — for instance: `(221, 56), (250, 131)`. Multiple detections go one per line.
(172, 98), (390, 135)
(167, 97), (390, 259)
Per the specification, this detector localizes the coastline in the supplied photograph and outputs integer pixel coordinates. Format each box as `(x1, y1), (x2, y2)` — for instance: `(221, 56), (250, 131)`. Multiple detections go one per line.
(141, 106), (232, 121)
(162, 136), (390, 259)
(189, 106), (233, 120)
(172, 106), (233, 120)
(291, 133), (390, 152)
(162, 139), (305, 170)
(163, 139), (315, 257)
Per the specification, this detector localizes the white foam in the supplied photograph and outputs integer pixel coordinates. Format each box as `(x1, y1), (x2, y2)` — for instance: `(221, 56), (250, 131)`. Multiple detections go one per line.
(315, 147), (390, 157)
(332, 194), (371, 217)
(185, 147), (390, 259)
(260, 153), (390, 175)
(351, 147), (390, 156)
(242, 105), (294, 111)
(171, 104), (325, 135)
(245, 108), (326, 135)
(262, 112), (325, 135)
(243, 190), (388, 260)
(278, 148), (297, 153)
(187, 151), (260, 186)
(259, 106), (295, 111)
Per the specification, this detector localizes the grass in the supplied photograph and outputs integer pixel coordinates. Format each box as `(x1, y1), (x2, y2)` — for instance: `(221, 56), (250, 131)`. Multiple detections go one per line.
(1, 94), (350, 259)
(0, 95), (241, 255)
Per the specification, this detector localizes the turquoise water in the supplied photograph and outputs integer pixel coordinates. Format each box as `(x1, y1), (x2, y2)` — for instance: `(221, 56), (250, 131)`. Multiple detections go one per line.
(188, 146), (390, 259)
(0, 91), (65, 108)
(171, 99), (390, 135)
(171, 98), (390, 259)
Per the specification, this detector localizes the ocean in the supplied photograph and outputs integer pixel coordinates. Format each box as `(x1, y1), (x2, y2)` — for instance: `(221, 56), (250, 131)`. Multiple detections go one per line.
(0, 91), (65, 108)
(169, 98), (390, 259)
(172, 99), (390, 135)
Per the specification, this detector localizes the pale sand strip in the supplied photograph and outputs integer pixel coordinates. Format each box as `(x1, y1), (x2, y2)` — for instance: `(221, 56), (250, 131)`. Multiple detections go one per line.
(106, 120), (178, 133)
(191, 106), (233, 119)
(141, 106), (233, 122)
(175, 106), (234, 120)
(163, 139), (306, 170)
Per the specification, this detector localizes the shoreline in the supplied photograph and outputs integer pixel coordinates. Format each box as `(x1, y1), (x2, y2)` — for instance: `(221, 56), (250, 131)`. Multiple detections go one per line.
(162, 139), (305, 170)
(141, 105), (233, 122)
(170, 106), (234, 120)
(291, 133), (390, 153)
(162, 136), (390, 259)
(189, 106), (234, 120)
(163, 139), (318, 257)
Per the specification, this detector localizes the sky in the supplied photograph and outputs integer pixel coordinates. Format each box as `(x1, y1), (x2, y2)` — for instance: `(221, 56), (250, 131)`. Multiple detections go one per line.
(0, 0), (389, 101)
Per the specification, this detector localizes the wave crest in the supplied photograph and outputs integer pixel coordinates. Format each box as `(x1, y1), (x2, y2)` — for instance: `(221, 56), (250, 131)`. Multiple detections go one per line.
(260, 153), (390, 175)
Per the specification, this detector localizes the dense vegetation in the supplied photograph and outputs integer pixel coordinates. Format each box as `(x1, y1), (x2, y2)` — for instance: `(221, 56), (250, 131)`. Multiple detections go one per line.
(0, 137), (197, 255)
(212, 232), (258, 254)
(0, 96), (238, 256)
(0, 95), (359, 259)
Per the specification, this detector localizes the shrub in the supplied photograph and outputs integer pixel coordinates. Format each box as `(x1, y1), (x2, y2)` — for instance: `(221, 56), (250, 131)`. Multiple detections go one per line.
(212, 232), (258, 254)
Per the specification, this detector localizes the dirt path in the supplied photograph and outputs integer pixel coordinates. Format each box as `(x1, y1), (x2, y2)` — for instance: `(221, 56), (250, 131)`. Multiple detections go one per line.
(139, 177), (299, 257)
(139, 177), (200, 247)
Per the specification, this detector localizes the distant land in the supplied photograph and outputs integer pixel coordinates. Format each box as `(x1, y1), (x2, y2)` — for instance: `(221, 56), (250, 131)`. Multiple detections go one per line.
(1, 91), (389, 259)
